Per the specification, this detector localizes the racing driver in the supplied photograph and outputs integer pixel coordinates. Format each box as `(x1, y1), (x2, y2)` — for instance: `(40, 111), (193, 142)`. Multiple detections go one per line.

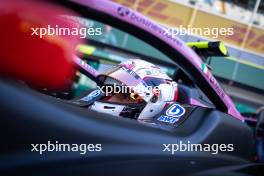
(73, 59), (190, 126)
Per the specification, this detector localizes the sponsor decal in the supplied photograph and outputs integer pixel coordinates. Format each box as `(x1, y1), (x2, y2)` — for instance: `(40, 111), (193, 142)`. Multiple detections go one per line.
(157, 104), (185, 124)
(157, 116), (178, 124)
(117, 6), (130, 17)
(166, 104), (185, 117)
(81, 89), (100, 102)
(116, 6), (182, 47)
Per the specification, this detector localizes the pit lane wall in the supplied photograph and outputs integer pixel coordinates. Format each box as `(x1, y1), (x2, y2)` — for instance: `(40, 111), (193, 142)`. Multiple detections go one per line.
(112, 0), (264, 66)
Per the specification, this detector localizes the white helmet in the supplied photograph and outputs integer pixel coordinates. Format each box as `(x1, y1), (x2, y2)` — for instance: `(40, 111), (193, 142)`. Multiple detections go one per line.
(90, 59), (178, 121)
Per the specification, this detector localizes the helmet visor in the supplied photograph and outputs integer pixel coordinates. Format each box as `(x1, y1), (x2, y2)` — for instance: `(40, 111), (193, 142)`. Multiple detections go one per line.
(98, 66), (153, 102)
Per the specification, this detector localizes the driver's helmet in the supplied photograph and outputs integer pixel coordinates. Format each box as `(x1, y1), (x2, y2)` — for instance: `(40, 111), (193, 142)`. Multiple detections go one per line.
(90, 59), (178, 121)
